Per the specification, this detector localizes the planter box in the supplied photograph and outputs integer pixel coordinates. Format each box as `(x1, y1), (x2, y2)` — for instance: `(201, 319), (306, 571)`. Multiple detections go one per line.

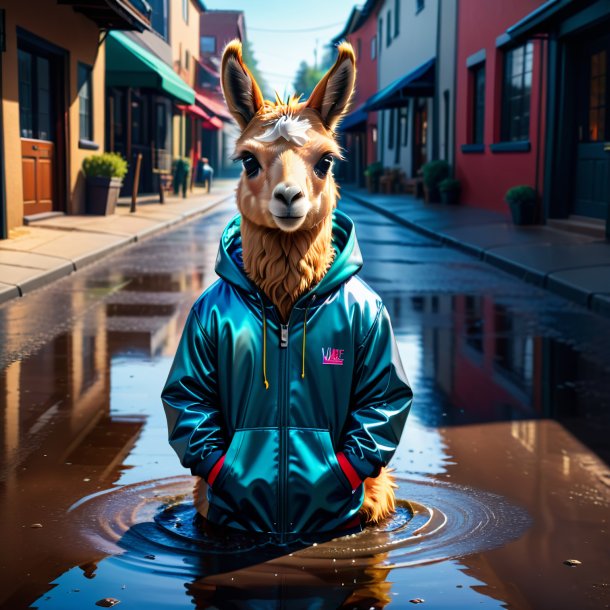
(507, 200), (537, 225)
(86, 176), (123, 215)
(440, 190), (460, 205)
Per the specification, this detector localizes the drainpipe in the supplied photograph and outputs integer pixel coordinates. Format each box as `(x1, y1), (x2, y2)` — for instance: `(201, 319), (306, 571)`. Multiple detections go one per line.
(0, 9), (6, 240)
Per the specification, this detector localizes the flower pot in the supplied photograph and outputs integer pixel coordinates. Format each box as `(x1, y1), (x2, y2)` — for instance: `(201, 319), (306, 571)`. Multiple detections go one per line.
(423, 184), (440, 204)
(508, 200), (536, 225)
(440, 190), (460, 205)
(86, 176), (123, 215)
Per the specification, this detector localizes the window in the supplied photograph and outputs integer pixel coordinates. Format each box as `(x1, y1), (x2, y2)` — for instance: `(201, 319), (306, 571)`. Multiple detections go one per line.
(471, 62), (485, 144)
(399, 106), (408, 145)
(388, 108), (395, 149)
(78, 63), (93, 141)
(149, 0), (168, 39)
(386, 10), (392, 47)
(416, 0), (425, 14)
(182, 0), (188, 23)
(501, 42), (533, 142)
(185, 49), (190, 71)
(588, 49), (607, 141)
(371, 36), (376, 60)
(378, 17), (383, 56)
(394, 0), (400, 37)
(200, 36), (216, 54)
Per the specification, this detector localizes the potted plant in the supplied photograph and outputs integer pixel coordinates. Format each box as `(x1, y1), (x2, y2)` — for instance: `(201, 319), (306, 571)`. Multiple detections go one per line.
(363, 162), (383, 193)
(439, 178), (461, 204)
(82, 152), (128, 215)
(505, 185), (538, 225)
(173, 157), (192, 198)
(421, 160), (449, 203)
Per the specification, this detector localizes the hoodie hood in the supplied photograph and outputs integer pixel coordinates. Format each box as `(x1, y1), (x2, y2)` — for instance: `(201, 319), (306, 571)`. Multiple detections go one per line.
(214, 208), (364, 302)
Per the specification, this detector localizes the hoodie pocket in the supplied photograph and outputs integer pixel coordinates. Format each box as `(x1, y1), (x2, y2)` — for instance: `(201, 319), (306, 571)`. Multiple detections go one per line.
(207, 428), (279, 532)
(286, 428), (356, 532)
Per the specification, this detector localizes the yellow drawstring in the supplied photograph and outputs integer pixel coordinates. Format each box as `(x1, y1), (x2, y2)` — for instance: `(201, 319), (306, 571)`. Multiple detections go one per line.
(301, 294), (316, 379)
(261, 298), (269, 390)
(301, 315), (306, 379)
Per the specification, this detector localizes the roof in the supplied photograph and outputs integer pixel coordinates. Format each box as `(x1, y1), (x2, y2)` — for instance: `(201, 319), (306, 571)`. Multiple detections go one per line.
(363, 57), (436, 111)
(60, 0), (151, 31)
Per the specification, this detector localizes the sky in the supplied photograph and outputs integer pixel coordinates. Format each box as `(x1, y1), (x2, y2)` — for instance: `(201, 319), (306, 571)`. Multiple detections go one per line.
(204, 0), (356, 97)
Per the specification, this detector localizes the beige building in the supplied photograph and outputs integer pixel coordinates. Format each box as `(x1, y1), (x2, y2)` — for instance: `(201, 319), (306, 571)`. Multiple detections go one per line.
(0, 0), (150, 238)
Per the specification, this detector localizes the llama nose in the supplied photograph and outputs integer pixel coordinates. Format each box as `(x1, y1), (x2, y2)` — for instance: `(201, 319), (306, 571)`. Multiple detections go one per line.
(273, 183), (303, 206)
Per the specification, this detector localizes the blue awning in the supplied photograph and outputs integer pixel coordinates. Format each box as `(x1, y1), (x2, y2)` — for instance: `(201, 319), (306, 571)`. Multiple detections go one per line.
(504, 0), (585, 41)
(363, 57), (435, 112)
(339, 104), (368, 131)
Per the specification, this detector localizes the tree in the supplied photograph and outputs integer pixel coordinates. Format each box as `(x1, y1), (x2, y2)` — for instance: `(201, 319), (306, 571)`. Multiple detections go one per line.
(241, 38), (273, 100)
(292, 61), (326, 99)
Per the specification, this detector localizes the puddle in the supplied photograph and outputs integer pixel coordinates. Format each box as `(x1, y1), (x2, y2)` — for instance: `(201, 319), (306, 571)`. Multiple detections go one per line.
(67, 476), (530, 571)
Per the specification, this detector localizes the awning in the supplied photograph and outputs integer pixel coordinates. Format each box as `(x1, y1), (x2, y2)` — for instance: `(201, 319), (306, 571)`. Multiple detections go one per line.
(177, 103), (211, 121)
(505, 0), (567, 40)
(339, 103), (368, 131)
(58, 0), (151, 31)
(196, 90), (233, 121)
(363, 57), (435, 112)
(106, 30), (195, 104)
(203, 116), (223, 130)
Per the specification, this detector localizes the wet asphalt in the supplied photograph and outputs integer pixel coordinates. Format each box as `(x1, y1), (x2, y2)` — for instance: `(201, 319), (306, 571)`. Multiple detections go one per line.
(0, 193), (609, 609)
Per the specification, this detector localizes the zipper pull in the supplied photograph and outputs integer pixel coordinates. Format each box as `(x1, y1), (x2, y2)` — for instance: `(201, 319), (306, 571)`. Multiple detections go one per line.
(280, 324), (289, 348)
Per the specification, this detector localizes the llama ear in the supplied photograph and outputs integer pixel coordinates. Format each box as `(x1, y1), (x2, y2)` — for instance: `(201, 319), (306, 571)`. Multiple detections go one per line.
(221, 40), (264, 130)
(306, 42), (356, 130)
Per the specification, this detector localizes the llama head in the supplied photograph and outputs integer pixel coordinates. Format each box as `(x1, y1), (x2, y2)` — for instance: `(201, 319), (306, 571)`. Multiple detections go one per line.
(221, 40), (356, 233)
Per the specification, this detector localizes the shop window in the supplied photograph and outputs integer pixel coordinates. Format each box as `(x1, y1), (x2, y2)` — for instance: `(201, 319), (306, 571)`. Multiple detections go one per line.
(470, 62), (485, 144)
(78, 63), (93, 141)
(588, 50), (607, 141)
(394, 0), (400, 37)
(386, 10), (392, 47)
(501, 42), (533, 142)
(201, 36), (216, 54)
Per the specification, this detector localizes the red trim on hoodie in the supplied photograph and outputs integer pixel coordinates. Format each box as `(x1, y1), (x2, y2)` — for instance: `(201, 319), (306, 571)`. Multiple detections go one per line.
(207, 454), (226, 487)
(336, 451), (362, 490)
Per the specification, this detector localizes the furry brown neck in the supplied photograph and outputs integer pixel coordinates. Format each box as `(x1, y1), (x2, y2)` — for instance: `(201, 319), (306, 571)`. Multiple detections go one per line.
(241, 213), (335, 323)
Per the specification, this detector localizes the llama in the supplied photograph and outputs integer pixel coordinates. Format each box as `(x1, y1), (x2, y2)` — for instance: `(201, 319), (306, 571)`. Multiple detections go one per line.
(195, 39), (399, 525)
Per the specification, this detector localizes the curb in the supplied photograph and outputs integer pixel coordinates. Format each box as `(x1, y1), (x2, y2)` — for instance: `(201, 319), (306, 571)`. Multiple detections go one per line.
(344, 189), (609, 319)
(0, 192), (234, 306)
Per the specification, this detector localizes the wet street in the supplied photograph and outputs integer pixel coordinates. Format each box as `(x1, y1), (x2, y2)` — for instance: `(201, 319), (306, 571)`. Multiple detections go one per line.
(1, 193), (609, 609)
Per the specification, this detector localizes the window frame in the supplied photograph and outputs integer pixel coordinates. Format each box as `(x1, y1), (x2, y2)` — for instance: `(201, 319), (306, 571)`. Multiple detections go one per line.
(394, 0), (400, 37)
(386, 10), (392, 48)
(78, 61), (93, 143)
(200, 36), (216, 54)
(416, 0), (425, 14)
(470, 61), (486, 145)
(500, 41), (534, 143)
(182, 0), (189, 23)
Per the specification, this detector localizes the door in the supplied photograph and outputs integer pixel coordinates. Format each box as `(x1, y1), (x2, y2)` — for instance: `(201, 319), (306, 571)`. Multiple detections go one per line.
(573, 33), (610, 219)
(413, 98), (428, 176)
(18, 47), (57, 216)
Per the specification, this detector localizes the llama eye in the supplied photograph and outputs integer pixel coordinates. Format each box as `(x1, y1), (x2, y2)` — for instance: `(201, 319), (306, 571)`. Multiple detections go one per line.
(314, 154), (333, 178)
(242, 155), (261, 179)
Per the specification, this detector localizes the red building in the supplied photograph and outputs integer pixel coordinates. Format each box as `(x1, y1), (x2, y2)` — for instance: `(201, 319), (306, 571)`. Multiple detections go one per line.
(332, 0), (381, 186)
(455, 0), (548, 215)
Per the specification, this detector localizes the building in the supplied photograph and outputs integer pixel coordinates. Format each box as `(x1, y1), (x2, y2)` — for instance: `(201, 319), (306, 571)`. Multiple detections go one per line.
(331, 0), (381, 187)
(455, 0), (548, 215)
(105, 0), (204, 197)
(456, 0), (610, 237)
(198, 10), (248, 176)
(360, 0), (439, 180)
(506, 0), (610, 237)
(0, 0), (150, 238)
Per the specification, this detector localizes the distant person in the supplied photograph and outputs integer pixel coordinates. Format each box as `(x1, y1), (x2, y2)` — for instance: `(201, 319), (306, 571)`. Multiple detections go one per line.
(198, 157), (214, 192)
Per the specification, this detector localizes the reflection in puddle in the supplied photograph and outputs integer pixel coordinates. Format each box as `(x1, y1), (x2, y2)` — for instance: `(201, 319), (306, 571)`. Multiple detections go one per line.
(29, 476), (529, 609)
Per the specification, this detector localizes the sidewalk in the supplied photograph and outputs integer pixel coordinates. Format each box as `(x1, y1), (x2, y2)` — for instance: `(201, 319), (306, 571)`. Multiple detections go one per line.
(343, 187), (610, 317)
(0, 180), (237, 305)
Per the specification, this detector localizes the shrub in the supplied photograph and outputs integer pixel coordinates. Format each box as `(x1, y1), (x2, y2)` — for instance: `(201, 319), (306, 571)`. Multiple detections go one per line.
(82, 152), (128, 179)
(439, 178), (460, 192)
(421, 160), (449, 189)
(363, 161), (383, 177)
(505, 185), (537, 205)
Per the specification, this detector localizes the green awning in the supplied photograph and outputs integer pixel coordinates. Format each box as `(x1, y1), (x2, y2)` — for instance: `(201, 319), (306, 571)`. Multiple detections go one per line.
(106, 31), (195, 104)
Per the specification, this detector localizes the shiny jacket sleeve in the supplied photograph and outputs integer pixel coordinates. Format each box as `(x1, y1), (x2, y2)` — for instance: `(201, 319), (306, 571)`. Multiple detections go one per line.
(161, 307), (226, 480)
(341, 302), (413, 480)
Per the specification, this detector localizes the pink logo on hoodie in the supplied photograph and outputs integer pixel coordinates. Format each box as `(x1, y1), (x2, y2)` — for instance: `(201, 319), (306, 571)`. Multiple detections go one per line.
(322, 347), (344, 366)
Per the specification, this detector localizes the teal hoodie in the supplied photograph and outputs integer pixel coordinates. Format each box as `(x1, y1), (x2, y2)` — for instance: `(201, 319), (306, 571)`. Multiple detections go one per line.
(161, 208), (413, 535)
